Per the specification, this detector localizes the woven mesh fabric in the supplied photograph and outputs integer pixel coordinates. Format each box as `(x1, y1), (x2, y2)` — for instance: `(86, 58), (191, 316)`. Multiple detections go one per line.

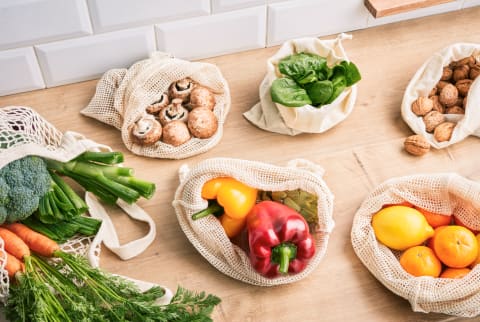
(81, 52), (231, 159)
(173, 158), (335, 286)
(351, 173), (480, 317)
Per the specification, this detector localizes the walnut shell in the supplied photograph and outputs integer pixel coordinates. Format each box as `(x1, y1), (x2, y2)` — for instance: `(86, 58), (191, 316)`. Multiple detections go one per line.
(430, 95), (445, 114)
(433, 122), (455, 142)
(189, 87), (216, 110)
(428, 87), (437, 97)
(411, 97), (433, 116)
(439, 84), (458, 107)
(453, 65), (470, 82)
(146, 93), (169, 114)
(161, 121), (191, 146)
(456, 79), (472, 97)
(404, 135), (430, 156)
(436, 81), (450, 92)
(470, 65), (480, 80)
(445, 105), (465, 115)
(129, 115), (162, 145)
(187, 108), (218, 139)
(441, 67), (453, 81)
(423, 111), (446, 133)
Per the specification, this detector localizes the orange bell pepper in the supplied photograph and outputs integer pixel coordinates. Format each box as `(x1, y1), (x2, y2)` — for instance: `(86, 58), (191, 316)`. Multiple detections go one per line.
(191, 177), (257, 238)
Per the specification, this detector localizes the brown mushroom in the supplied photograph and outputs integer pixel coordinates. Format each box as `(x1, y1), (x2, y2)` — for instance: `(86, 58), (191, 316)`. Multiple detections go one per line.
(187, 108), (218, 139)
(158, 98), (189, 126)
(146, 93), (169, 115)
(161, 121), (191, 146)
(129, 115), (162, 145)
(188, 86), (216, 110)
(168, 78), (195, 103)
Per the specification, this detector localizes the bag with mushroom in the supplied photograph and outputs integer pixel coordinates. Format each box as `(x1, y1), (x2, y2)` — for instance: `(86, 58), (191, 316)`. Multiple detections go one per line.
(81, 52), (231, 159)
(401, 43), (480, 156)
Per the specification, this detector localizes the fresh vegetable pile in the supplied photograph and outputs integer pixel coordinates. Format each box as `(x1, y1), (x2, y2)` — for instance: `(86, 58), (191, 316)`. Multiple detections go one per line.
(0, 223), (220, 321)
(270, 52), (361, 108)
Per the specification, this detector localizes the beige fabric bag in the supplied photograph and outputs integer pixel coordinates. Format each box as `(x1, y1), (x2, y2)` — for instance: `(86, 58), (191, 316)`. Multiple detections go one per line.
(244, 33), (358, 136)
(401, 43), (480, 149)
(0, 106), (161, 302)
(81, 52), (231, 159)
(351, 173), (480, 317)
(172, 158), (335, 286)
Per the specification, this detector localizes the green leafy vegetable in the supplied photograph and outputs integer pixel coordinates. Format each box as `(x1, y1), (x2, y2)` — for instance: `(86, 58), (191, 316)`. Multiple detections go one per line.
(278, 53), (327, 85)
(270, 78), (312, 107)
(305, 80), (333, 106)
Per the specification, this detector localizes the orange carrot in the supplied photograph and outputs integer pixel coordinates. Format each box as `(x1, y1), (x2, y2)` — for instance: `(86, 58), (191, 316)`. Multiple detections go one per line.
(4, 223), (60, 257)
(3, 251), (24, 278)
(0, 227), (31, 260)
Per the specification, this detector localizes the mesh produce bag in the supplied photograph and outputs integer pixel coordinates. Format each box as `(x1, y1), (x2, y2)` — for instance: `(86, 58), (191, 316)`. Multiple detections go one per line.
(0, 106), (158, 303)
(81, 52), (231, 159)
(351, 173), (480, 317)
(401, 43), (480, 149)
(244, 33), (358, 136)
(173, 158), (335, 286)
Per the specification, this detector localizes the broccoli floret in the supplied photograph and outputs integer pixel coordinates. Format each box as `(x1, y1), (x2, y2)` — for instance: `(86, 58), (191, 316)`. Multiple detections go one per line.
(0, 156), (51, 223)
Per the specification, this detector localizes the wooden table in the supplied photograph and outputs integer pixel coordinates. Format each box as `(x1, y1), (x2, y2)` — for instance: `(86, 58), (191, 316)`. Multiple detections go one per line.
(1, 7), (480, 322)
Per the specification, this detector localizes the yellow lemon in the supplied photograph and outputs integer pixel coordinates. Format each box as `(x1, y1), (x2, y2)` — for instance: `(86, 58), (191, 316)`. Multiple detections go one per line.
(372, 205), (434, 250)
(469, 234), (480, 268)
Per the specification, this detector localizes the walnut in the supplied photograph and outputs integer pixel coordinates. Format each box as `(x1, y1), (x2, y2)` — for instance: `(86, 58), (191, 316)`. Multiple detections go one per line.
(430, 95), (445, 113)
(463, 95), (468, 109)
(433, 122), (456, 142)
(411, 97), (433, 116)
(441, 67), (453, 81)
(423, 111), (446, 133)
(439, 84), (458, 107)
(470, 65), (480, 80)
(445, 105), (465, 115)
(428, 87), (437, 97)
(456, 79), (472, 97)
(404, 135), (430, 156)
(450, 56), (475, 69)
(453, 65), (470, 82)
(436, 81), (450, 92)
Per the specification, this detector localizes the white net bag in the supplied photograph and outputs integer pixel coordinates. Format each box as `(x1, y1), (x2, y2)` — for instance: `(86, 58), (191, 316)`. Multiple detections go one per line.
(401, 43), (480, 149)
(244, 33), (358, 136)
(0, 106), (160, 303)
(173, 158), (335, 286)
(81, 52), (231, 159)
(351, 173), (480, 317)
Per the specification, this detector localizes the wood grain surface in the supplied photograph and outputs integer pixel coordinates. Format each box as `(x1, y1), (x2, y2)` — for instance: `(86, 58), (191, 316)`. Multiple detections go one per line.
(364, 0), (455, 18)
(1, 7), (480, 322)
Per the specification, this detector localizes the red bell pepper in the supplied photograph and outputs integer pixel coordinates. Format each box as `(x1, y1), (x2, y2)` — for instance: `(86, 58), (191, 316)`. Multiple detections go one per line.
(246, 200), (315, 278)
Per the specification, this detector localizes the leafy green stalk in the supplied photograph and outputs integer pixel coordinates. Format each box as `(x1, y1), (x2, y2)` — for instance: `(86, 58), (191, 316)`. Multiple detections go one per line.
(75, 151), (124, 165)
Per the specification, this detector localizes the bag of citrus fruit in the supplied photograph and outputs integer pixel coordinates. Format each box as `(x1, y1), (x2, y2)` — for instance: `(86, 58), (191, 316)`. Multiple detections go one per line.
(351, 173), (480, 317)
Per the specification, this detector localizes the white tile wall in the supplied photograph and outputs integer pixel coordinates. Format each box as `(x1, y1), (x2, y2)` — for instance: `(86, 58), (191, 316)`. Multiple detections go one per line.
(35, 27), (155, 87)
(156, 6), (266, 60)
(0, 0), (92, 50)
(267, 0), (370, 46)
(87, 0), (210, 33)
(0, 47), (45, 96)
(0, 0), (476, 95)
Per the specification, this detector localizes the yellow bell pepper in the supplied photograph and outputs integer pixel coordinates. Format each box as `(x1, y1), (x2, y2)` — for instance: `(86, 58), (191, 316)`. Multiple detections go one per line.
(192, 177), (257, 238)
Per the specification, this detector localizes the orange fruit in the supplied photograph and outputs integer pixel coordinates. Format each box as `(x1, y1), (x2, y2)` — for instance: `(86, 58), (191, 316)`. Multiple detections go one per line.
(426, 225), (449, 249)
(470, 233), (480, 268)
(440, 267), (471, 279)
(433, 225), (478, 268)
(453, 216), (479, 234)
(399, 246), (442, 277)
(414, 207), (452, 228)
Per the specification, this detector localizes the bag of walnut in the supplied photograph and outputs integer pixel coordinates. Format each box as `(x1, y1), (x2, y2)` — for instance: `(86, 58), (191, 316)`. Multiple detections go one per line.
(81, 52), (231, 159)
(351, 173), (480, 317)
(172, 158), (335, 286)
(401, 43), (480, 149)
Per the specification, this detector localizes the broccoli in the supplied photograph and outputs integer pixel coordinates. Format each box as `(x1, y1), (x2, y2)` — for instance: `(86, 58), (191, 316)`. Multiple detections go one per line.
(0, 156), (51, 223)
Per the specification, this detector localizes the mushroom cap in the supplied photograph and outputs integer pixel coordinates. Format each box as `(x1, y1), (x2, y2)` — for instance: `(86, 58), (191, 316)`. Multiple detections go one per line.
(189, 86), (216, 110)
(158, 98), (189, 126)
(146, 93), (169, 114)
(162, 120), (191, 146)
(129, 115), (162, 145)
(187, 107), (218, 139)
(168, 78), (195, 103)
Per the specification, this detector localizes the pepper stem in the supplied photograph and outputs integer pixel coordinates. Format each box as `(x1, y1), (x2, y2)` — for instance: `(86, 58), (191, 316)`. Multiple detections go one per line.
(191, 202), (224, 220)
(271, 242), (297, 274)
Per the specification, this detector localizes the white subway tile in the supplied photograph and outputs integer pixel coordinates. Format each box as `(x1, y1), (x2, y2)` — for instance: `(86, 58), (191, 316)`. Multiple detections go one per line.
(367, 1), (461, 27)
(0, 0), (92, 50)
(155, 6), (266, 60)
(0, 47), (45, 96)
(463, 0), (480, 8)
(35, 27), (156, 87)
(267, 0), (369, 46)
(211, 0), (265, 13)
(87, 0), (210, 33)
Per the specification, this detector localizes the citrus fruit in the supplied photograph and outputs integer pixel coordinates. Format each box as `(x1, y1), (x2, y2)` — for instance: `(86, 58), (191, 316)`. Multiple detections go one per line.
(399, 246), (442, 277)
(440, 267), (471, 279)
(372, 206), (434, 250)
(414, 207), (452, 228)
(433, 225), (478, 268)
(470, 233), (480, 268)
(453, 216), (479, 234)
(427, 225), (449, 249)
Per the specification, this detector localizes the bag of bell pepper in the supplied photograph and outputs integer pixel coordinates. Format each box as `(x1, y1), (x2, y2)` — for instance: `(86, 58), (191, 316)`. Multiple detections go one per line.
(173, 157), (334, 286)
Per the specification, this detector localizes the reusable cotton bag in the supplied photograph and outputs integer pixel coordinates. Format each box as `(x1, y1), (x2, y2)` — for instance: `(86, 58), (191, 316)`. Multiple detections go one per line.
(172, 158), (335, 286)
(351, 173), (480, 317)
(81, 52), (231, 159)
(401, 43), (480, 149)
(244, 33), (358, 136)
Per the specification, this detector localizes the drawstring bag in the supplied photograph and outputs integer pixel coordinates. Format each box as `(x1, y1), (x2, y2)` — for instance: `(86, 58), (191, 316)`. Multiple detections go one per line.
(81, 52), (231, 159)
(172, 158), (335, 286)
(0, 106), (162, 302)
(401, 43), (480, 149)
(351, 173), (480, 317)
(244, 33), (358, 136)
